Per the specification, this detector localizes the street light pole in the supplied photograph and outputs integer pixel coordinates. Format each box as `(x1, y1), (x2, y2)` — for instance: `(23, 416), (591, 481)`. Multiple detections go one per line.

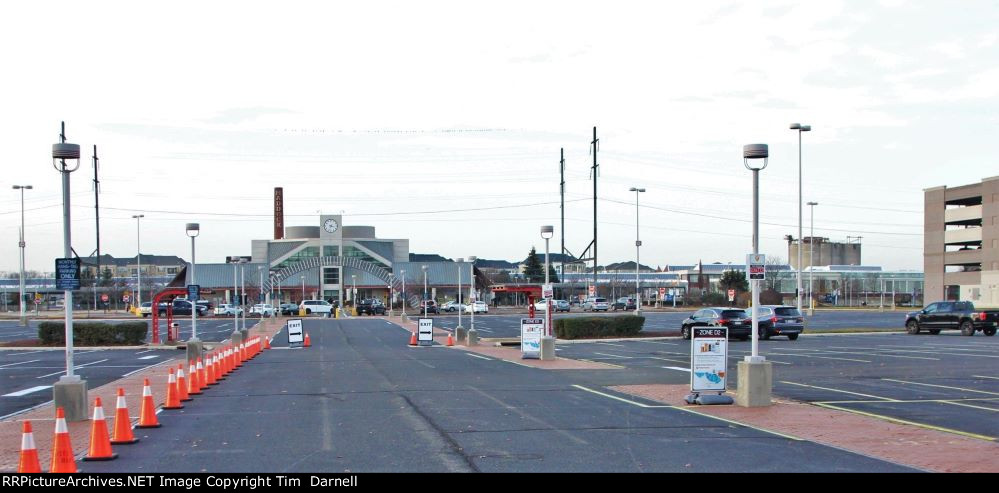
(132, 214), (144, 311)
(736, 143), (772, 408)
(455, 258), (464, 342)
(13, 185), (32, 327)
(790, 123), (811, 316)
(400, 269), (407, 321)
(422, 265), (428, 317)
(51, 123), (88, 421)
(467, 256), (478, 345)
(629, 187), (645, 315)
(807, 201), (818, 316)
(540, 227), (556, 359)
(185, 223), (202, 363)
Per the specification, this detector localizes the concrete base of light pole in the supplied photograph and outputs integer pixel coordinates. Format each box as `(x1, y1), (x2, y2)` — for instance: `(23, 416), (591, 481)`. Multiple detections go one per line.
(185, 338), (203, 365)
(19, 314), (28, 327)
(540, 336), (556, 360)
(455, 325), (467, 344)
(240, 329), (249, 342)
(53, 375), (88, 422)
(734, 360), (773, 408)
(231, 330), (244, 348)
(466, 328), (479, 346)
(633, 309), (643, 317)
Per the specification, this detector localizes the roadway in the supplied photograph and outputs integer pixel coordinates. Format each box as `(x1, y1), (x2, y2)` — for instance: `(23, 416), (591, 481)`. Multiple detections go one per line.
(79, 318), (911, 472)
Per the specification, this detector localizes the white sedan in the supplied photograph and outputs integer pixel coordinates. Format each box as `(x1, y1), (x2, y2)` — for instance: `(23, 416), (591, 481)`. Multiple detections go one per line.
(214, 304), (244, 316)
(464, 301), (488, 314)
(533, 299), (555, 312)
(250, 304), (274, 316)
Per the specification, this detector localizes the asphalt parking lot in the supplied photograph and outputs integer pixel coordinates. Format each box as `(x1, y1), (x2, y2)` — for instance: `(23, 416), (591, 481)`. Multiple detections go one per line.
(0, 317), (259, 344)
(418, 309), (908, 339)
(79, 318), (912, 472)
(554, 332), (999, 442)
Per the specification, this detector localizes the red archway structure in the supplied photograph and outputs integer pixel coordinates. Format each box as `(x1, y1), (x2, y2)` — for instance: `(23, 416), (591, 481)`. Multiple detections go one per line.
(149, 287), (215, 344)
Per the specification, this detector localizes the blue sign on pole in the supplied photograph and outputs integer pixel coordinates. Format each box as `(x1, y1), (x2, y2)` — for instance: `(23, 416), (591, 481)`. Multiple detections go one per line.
(55, 258), (81, 290)
(187, 284), (200, 302)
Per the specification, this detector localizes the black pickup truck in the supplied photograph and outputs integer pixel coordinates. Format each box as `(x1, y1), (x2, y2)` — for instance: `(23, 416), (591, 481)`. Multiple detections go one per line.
(905, 301), (999, 336)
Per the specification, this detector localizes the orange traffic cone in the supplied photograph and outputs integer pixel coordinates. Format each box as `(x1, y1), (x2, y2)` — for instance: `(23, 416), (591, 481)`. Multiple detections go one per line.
(49, 407), (76, 473)
(447, 332), (454, 346)
(136, 378), (161, 429)
(177, 364), (192, 401)
(83, 397), (118, 461)
(305, 333), (311, 348)
(214, 352), (226, 381)
(110, 388), (138, 444)
(17, 420), (41, 473)
(188, 360), (202, 395)
(264, 336), (271, 350)
(205, 354), (217, 386)
(409, 331), (417, 346)
(197, 358), (207, 390)
(237, 343), (245, 365)
(163, 368), (183, 410)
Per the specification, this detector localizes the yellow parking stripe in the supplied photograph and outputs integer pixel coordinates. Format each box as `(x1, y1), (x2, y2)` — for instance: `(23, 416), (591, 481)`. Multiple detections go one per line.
(780, 381), (897, 401)
(812, 402), (996, 442)
(881, 379), (999, 396)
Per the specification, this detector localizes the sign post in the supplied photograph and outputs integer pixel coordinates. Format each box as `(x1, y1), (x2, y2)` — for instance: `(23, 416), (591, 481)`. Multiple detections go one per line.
(287, 318), (304, 348)
(418, 318), (434, 347)
(684, 327), (733, 405)
(521, 318), (544, 359)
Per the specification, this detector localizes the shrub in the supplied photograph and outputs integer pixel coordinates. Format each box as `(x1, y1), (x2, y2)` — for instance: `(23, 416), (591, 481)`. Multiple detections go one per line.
(701, 292), (728, 306)
(38, 321), (147, 345)
(554, 315), (645, 339)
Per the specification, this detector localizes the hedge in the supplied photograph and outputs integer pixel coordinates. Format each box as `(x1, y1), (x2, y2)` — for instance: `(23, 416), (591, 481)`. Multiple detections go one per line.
(38, 321), (147, 345)
(554, 315), (645, 339)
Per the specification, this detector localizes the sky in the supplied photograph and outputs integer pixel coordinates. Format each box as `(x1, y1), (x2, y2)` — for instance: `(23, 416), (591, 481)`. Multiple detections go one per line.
(2, 0), (998, 274)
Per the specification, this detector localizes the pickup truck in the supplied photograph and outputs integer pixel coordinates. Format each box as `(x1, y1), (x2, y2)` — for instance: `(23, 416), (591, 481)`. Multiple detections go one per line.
(905, 301), (999, 336)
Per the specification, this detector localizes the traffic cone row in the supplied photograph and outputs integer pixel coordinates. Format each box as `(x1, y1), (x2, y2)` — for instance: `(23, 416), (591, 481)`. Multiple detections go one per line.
(16, 332), (279, 473)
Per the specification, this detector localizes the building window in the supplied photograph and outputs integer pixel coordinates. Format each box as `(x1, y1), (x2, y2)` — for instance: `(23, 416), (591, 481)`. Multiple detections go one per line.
(323, 246), (339, 257)
(343, 246), (389, 269)
(323, 267), (340, 285)
(276, 246), (320, 270)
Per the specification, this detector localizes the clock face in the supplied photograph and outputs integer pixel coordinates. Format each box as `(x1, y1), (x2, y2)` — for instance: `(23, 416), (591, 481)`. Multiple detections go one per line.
(323, 219), (339, 233)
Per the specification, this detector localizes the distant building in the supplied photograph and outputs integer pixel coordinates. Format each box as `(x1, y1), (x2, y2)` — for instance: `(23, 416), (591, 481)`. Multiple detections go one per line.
(788, 237), (862, 269)
(924, 176), (999, 305)
(80, 254), (186, 278)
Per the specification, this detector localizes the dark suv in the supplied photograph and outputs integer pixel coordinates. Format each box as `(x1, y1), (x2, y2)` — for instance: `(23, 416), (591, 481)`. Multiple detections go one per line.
(612, 297), (636, 311)
(756, 305), (804, 340)
(356, 299), (386, 316)
(680, 308), (751, 340)
(419, 300), (439, 314)
(157, 299), (208, 317)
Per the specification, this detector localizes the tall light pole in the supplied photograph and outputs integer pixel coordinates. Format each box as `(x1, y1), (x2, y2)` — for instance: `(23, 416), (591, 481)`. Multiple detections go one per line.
(258, 266), (264, 308)
(629, 187), (645, 315)
(737, 143), (772, 408)
(455, 258), (465, 342)
(790, 123), (811, 316)
(132, 214), (144, 310)
(540, 227), (556, 360)
(51, 123), (88, 421)
(185, 223), (202, 363)
(388, 272), (394, 318)
(422, 265), (428, 317)
(466, 256), (478, 345)
(400, 269), (406, 320)
(807, 201), (818, 316)
(13, 185), (32, 326)
(301, 275), (305, 302)
(352, 274), (357, 305)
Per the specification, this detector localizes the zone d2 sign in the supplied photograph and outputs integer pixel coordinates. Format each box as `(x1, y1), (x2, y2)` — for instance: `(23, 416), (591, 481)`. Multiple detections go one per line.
(746, 254), (766, 280)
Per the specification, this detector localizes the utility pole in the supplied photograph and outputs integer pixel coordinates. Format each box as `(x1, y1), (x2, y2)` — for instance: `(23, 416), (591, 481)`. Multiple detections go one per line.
(92, 145), (101, 312)
(560, 148), (565, 276)
(591, 127), (598, 291)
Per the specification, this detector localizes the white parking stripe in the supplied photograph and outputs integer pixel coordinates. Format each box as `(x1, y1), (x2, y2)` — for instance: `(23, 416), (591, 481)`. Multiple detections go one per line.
(138, 355), (158, 360)
(35, 359), (109, 379)
(0, 359), (40, 368)
(3, 385), (52, 397)
(662, 366), (691, 372)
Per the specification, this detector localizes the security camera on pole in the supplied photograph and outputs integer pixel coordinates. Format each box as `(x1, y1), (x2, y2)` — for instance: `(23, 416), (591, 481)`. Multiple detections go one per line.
(52, 122), (88, 421)
(736, 143), (773, 408)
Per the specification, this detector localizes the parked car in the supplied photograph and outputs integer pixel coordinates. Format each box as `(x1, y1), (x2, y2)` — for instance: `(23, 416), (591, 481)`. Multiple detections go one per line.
(300, 299), (334, 316)
(250, 304), (275, 316)
(138, 302), (153, 317)
(441, 301), (465, 313)
(612, 297), (637, 311)
(905, 301), (999, 336)
(214, 303), (244, 316)
(582, 297), (610, 312)
(465, 301), (488, 314)
(554, 299), (570, 312)
(356, 299), (386, 316)
(755, 305), (804, 340)
(196, 300), (214, 313)
(680, 308), (751, 340)
(419, 300), (439, 314)
(279, 303), (299, 315)
(534, 299), (551, 312)
(158, 299), (207, 317)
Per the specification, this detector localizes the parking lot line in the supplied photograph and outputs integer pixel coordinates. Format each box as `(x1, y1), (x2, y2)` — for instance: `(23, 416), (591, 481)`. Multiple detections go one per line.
(35, 358), (109, 379)
(767, 353), (871, 363)
(0, 359), (40, 368)
(667, 405), (803, 441)
(661, 366), (690, 372)
(645, 356), (691, 365)
(780, 381), (897, 401)
(3, 385), (52, 397)
(973, 375), (999, 381)
(465, 353), (492, 361)
(881, 379), (999, 397)
(576, 359), (626, 369)
(812, 402), (996, 442)
(592, 352), (631, 359)
(801, 348), (939, 361)
(570, 385), (670, 408)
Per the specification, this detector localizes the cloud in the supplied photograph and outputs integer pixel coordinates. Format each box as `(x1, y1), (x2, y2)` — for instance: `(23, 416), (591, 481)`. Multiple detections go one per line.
(203, 107), (298, 125)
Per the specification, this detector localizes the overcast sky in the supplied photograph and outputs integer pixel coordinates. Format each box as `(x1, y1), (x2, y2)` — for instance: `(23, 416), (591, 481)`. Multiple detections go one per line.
(2, 1), (997, 274)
